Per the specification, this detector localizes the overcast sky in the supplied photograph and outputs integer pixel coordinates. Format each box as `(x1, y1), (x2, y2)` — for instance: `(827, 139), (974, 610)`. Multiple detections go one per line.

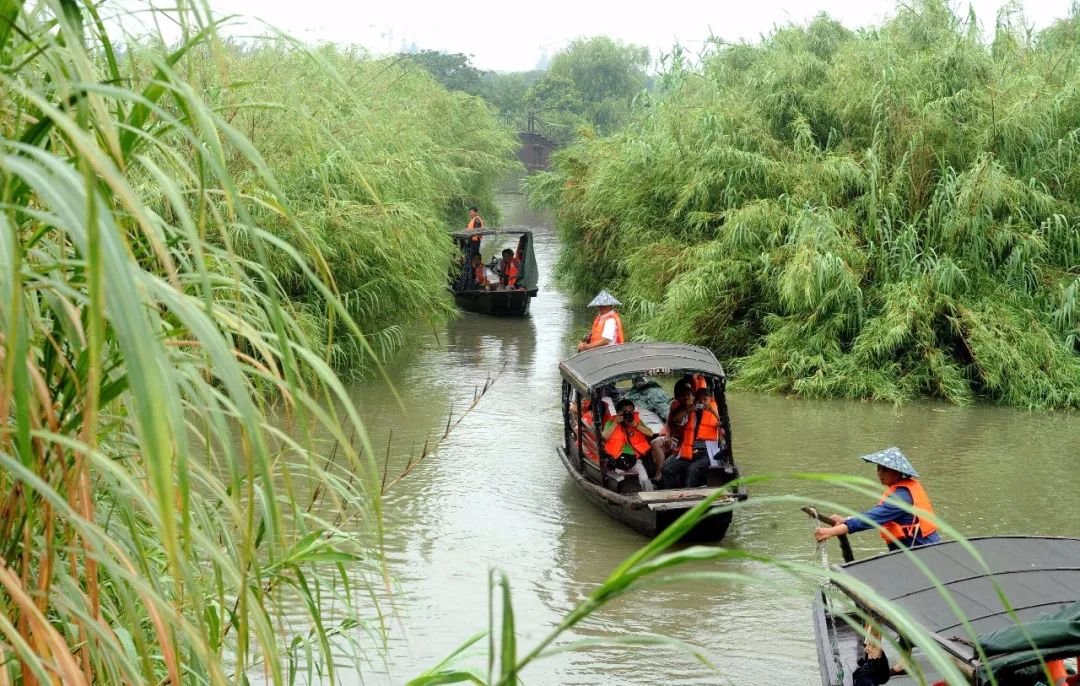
(126, 1), (1075, 71)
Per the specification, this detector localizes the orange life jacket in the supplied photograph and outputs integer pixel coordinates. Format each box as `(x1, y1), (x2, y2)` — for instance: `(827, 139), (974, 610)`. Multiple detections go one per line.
(603, 412), (650, 458)
(578, 410), (600, 463)
(500, 258), (520, 286)
(690, 374), (707, 391)
(679, 399), (722, 459)
(877, 479), (938, 544)
(467, 215), (482, 242)
(473, 265), (488, 286)
(590, 310), (624, 346)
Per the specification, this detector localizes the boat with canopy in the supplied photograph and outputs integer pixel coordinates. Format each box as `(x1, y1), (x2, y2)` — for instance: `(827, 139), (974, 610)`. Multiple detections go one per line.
(557, 342), (747, 540)
(449, 227), (539, 316)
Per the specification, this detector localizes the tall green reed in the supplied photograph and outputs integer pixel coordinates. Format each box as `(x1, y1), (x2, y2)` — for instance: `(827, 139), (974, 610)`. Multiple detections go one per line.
(0, 1), (511, 683)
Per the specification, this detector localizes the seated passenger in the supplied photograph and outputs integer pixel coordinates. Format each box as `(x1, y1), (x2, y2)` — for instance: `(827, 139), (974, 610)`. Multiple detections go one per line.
(661, 387), (723, 489)
(649, 380), (693, 483)
(469, 253), (497, 291)
(497, 248), (522, 289)
(601, 399), (657, 491)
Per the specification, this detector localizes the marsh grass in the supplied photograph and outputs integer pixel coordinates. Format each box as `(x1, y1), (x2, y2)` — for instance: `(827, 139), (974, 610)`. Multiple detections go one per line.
(529, 0), (1080, 408)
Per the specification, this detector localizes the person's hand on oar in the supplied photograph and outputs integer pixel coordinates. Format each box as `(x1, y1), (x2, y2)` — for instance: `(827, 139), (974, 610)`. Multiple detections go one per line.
(814, 515), (851, 543)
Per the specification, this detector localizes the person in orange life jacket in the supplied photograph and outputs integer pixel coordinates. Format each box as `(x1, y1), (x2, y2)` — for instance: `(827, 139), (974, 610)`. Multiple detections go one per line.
(649, 380), (694, 485)
(469, 253), (496, 291)
(577, 290), (624, 352)
(466, 206), (483, 235)
(660, 387), (722, 489)
(497, 248), (522, 289)
(814, 447), (941, 551)
(601, 399), (657, 490)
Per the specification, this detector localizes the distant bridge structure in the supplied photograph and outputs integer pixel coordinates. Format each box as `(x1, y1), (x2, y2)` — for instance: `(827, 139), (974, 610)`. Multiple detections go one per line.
(503, 113), (559, 172)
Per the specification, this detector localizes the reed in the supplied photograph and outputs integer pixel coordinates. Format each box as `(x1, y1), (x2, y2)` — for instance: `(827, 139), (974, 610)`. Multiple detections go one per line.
(0, 2), (511, 683)
(529, 0), (1080, 408)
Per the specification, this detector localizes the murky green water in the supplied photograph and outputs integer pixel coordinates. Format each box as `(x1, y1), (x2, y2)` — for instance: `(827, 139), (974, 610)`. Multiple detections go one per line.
(318, 178), (1080, 685)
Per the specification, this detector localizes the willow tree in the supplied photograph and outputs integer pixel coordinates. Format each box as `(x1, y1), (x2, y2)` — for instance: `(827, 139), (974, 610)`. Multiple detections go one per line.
(529, 1), (1080, 408)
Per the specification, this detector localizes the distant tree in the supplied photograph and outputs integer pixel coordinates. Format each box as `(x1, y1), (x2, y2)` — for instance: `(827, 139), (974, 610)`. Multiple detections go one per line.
(526, 36), (650, 134)
(399, 49), (482, 94)
(477, 70), (544, 119)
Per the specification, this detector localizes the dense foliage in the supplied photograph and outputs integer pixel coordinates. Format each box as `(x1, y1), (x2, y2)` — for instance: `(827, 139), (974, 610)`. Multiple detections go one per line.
(195, 43), (517, 373)
(529, 1), (1080, 408)
(0, 3), (512, 684)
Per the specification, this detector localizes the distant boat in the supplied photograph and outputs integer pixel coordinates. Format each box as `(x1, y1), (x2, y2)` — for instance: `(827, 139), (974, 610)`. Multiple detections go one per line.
(556, 342), (748, 540)
(812, 535), (1080, 685)
(449, 228), (538, 316)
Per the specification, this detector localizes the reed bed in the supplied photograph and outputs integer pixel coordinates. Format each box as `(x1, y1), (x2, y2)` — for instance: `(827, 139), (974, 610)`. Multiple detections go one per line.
(529, 0), (1080, 408)
(0, 2), (512, 683)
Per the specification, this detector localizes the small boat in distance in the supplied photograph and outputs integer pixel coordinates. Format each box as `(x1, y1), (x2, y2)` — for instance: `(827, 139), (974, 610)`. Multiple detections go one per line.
(449, 228), (538, 316)
(812, 535), (1080, 685)
(557, 342), (748, 540)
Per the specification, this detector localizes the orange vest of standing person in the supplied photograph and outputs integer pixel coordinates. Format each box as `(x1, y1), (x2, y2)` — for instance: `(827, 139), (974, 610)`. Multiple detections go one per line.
(500, 258), (520, 286)
(877, 479), (938, 544)
(679, 399), (722, 459)
(603, 413), (650, 458)
(590, 310), (624, 346)
(467, 215), (482, 242)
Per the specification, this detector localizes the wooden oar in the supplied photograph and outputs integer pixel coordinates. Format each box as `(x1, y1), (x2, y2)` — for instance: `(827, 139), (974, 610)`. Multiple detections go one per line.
(802, 506), (855, 563)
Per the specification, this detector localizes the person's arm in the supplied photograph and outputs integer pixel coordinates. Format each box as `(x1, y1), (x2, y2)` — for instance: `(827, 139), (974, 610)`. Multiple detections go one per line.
(635, 420), (655, 439)
(601, 419), (618, 440)
(815, 491), (913, 541)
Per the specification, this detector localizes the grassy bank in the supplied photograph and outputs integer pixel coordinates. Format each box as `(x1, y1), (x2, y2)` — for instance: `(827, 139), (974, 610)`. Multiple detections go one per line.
(0, 2), (512, 683)
(529, 0), (1080, 408)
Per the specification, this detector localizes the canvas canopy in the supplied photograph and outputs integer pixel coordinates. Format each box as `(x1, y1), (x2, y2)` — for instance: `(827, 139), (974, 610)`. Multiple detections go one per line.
(559, 342), (725, 393)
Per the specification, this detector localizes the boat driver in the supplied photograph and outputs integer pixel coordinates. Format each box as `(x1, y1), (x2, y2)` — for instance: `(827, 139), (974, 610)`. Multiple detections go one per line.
(813, 447), (940, 551)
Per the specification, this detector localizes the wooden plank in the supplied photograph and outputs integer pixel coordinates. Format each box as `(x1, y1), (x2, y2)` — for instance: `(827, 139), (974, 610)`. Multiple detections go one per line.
(647, 501), (699, 512)
(637, 487), (726, 503)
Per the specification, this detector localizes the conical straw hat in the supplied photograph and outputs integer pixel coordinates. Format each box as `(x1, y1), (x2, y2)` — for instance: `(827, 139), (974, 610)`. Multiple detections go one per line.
(859, 447), (919, 478)
(587, 290), (621, 307)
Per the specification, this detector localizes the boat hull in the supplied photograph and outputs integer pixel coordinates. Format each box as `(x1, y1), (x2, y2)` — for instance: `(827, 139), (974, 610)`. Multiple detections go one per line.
(556, 447), (735, 540)
(453, 288), (536, 316)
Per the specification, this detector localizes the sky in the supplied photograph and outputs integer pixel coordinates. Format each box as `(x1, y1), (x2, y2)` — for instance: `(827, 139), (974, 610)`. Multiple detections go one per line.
(120, 0), (1076, 71)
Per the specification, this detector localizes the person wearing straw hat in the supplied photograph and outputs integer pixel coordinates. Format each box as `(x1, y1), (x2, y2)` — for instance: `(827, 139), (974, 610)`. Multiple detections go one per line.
(814, 447), (941, 552)
(577, 290), (625, 352)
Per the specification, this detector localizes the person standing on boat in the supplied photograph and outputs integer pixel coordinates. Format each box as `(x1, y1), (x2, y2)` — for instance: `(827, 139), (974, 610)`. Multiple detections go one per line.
(814, 447), (941, 551)
(577, 290), (624, 352)
(460, 206), (484, 283)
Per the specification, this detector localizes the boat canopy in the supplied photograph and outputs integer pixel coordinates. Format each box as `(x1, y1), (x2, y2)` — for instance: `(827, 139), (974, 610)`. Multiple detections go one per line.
(450, 227), (533, 239)
(830, 536), (1080, 678)
(559, 342), (725, 394)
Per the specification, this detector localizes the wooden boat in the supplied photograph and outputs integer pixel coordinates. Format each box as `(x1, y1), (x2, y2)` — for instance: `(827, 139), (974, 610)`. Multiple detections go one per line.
(557, 342), (748, 540)
(813, 535), (1080, 685)
(449, 228), (538, 316)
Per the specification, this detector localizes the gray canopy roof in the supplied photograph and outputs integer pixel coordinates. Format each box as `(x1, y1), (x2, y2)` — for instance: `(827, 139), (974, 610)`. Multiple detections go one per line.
(450, 227), (533, 239)
(559, 342), (725, 392)
(832, 536), (1080, 666)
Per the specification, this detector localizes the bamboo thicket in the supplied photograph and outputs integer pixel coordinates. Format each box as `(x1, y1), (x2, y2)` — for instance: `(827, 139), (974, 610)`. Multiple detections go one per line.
(530, 1), (1080, 408)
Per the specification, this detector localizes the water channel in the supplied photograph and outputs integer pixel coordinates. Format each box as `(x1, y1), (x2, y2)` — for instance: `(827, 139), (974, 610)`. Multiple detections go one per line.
(323, 178), (1080, 685)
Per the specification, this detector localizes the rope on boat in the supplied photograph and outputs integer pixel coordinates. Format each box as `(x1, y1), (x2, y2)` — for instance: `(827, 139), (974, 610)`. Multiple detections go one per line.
(806, 507), (846, 686)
